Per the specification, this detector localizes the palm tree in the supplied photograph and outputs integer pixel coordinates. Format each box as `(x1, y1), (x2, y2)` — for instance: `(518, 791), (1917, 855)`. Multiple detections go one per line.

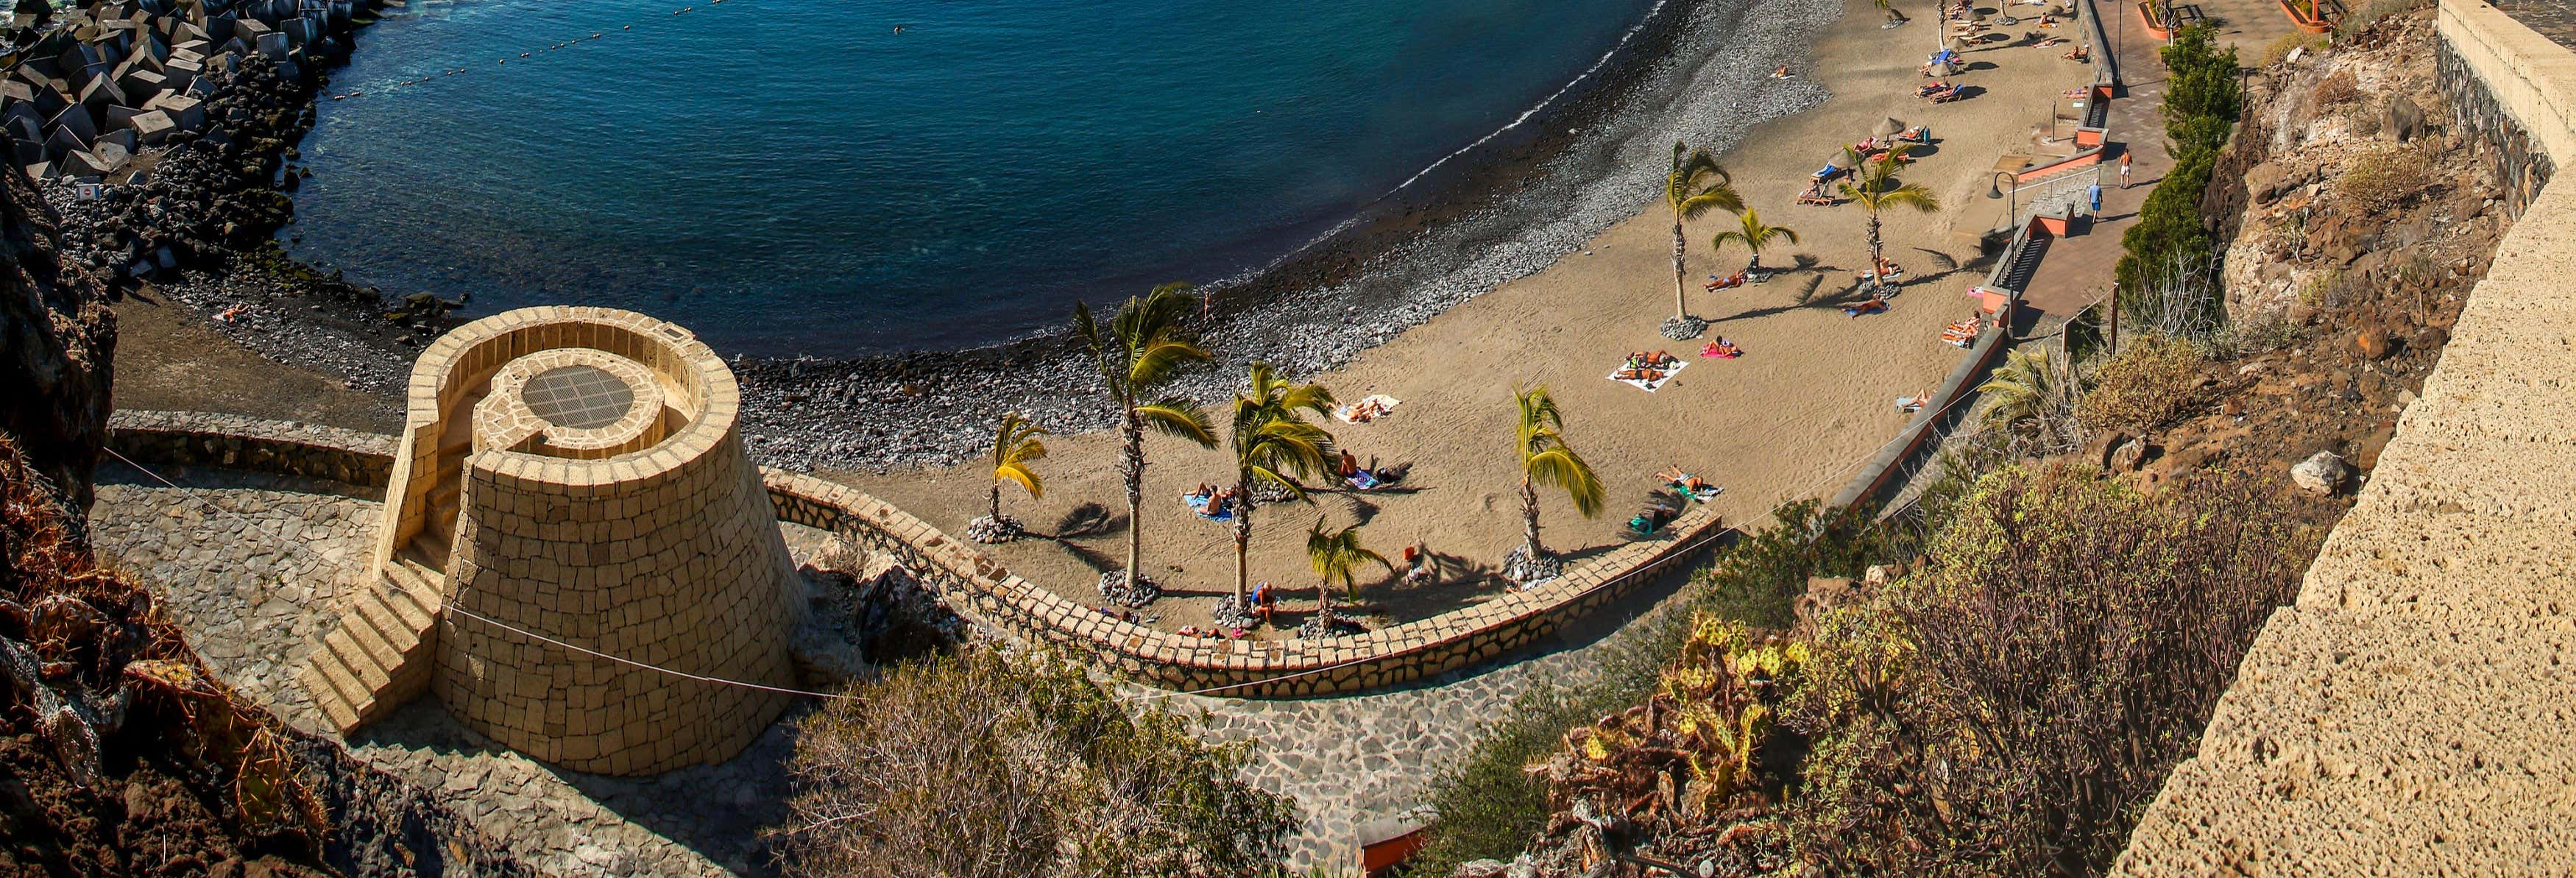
(1510, 385), (1606, 564)
(1836, 145), (1940, 288)
(1227, 363), (1337, 606)
(1306, 516), (1392, 621)
(1975, 347), (2075, 453)
(983, 411), (1047, 525)
(1665, 142), (1744, 324)
(1071, 283), (1219, 592)
(1708, 208), (1800, 275)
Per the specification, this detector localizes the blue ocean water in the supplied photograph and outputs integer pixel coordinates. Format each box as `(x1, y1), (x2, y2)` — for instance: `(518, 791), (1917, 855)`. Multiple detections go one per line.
(286, 0), (1660, 355)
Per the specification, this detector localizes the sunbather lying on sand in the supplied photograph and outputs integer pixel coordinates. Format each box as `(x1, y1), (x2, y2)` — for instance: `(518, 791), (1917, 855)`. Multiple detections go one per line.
(1896, 391), (1930, 414)
(1845, 295), (1891, 319)
(1657, 467), (1715, 492)
(1701, 338), (1743, 359)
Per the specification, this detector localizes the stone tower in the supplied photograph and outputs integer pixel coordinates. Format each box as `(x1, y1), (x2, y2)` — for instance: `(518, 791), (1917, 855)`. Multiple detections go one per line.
(298, 306), (798, 775)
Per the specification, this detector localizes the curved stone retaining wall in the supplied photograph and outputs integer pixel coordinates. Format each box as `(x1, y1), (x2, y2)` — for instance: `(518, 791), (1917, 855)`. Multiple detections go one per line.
(767, 471), (1727, 696)
(107, 408), (1727, 698)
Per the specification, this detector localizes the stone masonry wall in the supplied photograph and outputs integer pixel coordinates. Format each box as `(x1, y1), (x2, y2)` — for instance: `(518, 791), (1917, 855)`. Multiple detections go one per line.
(2112, 1), (2576, 871)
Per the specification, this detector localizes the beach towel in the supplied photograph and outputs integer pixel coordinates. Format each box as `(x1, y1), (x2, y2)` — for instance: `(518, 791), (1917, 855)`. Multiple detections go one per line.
(1896, 395), (1930, 414)
(1701, 341), (1742, 359)
(1607, 358), (1688, 392)
(1334, 394), (1402, 425)
(1184, 492), (1236, 523)
(1345, 470), (1381, 491)
(1844, 299), (1890, 319)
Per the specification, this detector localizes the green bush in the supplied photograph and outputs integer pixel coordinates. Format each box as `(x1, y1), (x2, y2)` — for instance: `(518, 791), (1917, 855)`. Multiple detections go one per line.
(2117, 26), (2240, 334)
(772, 648), (1301, 878)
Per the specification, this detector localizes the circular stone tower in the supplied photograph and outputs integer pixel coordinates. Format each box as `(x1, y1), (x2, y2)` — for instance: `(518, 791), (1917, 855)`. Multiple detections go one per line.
(318, 306), (798, 776)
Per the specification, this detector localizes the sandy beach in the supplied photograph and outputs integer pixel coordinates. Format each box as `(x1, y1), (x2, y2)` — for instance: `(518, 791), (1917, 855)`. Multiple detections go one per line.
(831, 0), (2100, 634)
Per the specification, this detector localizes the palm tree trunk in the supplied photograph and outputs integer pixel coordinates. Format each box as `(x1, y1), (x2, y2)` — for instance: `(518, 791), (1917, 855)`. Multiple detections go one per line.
(1670, 213), (1690, 319)
(1867, 212), (1886, 281)
(1122, 411), (1146, 587)
(1520, 476), (1543, 558)
(1233, 475), (1253, 606)
(988, 483), (1001, 523)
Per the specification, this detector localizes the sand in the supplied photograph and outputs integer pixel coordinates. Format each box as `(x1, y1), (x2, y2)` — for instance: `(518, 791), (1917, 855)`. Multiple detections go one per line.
(829, 0), (2101, 634)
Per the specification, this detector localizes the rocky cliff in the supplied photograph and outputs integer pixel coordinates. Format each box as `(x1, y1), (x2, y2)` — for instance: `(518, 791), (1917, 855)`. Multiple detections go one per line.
(0, 163), (113, 511)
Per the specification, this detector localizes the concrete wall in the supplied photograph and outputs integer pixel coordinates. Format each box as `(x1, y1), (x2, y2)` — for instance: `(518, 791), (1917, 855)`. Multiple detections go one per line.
(2113, 1), (2576, 870)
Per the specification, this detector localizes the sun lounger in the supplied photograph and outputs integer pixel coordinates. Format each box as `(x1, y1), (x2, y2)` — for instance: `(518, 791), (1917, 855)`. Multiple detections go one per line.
(1607, 358), (1688, 392)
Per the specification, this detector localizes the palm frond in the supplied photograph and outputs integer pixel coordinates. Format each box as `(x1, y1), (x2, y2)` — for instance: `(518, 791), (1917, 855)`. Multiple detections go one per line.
(1667, 143), (1740, 218)
(1306, 516), (1393, 597)
(1525, 448), (1607, 518)
(1129, 338), (1214, 387)
(1875, 183), (1942, 213)
(995, 461), (1044, 500)
(992, 412), (1050, 467)
(1136, 397), (1217, 447)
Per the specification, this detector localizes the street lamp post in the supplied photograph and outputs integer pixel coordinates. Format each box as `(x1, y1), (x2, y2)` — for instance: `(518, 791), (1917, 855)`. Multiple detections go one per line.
(1987, 170), (2020, 233)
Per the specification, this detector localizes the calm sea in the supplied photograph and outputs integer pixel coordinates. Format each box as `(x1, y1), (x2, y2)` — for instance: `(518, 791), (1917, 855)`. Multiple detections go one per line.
(286, 0), (1660, 355)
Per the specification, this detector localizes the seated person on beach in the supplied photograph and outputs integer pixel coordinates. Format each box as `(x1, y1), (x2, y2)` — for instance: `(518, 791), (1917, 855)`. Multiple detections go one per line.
(1250, 582), (1277, 624)
(1337, 450), (1361, 479)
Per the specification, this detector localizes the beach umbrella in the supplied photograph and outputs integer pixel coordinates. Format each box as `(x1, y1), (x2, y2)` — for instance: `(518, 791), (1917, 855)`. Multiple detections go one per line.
(1876, 117), (1906, 136)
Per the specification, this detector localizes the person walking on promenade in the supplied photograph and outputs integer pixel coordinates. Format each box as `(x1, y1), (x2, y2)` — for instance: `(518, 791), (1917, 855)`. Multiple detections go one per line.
(2119, 152), (2133, 188)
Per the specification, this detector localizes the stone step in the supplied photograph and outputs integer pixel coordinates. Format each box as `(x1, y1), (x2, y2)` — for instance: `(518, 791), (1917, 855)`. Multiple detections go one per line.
(296, 567), (447, 733)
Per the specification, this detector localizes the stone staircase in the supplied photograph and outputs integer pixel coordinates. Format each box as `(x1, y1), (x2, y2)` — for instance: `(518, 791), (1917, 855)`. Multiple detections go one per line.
(297, 458), (461, 732)
(297, 540), (446, 732)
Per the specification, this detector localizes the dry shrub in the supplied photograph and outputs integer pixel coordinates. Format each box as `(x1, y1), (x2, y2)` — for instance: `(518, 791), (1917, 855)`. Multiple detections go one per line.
(2313, 68), (2361, 106)
(2261, 32), (2326, 67)
(2080, 332), (2207, 433)
(772, 648), (1298, 878)
(1786, 464), (2324, 875)
(2335, 144), (2436, 216)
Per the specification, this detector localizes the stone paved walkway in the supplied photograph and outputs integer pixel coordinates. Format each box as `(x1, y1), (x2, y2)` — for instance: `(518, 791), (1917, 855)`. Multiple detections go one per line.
(86, 460), (1702, 874)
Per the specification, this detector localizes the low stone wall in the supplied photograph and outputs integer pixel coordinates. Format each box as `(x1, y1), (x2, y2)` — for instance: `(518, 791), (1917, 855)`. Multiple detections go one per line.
(107, 409), (395, 486)
(105, 408), (1726, 698)
(2114, 1), (2576, 871)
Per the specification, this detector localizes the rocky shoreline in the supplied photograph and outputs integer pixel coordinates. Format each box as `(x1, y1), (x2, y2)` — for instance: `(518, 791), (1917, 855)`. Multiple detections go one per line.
(35, 0), (1845, 472)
